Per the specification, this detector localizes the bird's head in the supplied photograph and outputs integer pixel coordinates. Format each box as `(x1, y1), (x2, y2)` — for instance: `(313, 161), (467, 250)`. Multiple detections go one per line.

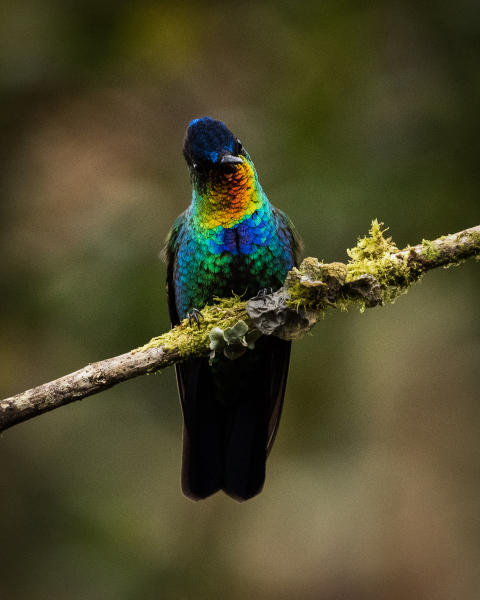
(183, 117), (251, 186)
(183, 117), (262, 226)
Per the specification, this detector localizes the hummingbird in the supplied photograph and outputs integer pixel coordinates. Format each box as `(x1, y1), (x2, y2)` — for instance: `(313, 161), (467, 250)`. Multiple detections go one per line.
(164, 117), (301, 501)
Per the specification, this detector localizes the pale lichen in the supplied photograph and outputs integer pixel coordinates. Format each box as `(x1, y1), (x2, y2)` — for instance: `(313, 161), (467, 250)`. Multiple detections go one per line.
(208, 320), (262, 363)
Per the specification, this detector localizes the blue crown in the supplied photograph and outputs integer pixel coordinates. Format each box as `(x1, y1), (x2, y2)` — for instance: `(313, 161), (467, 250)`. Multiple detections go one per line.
(185, 117), (235, 164)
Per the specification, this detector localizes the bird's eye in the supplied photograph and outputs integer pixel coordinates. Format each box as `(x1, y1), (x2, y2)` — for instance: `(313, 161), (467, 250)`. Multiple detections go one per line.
(191, 160), (206, 174)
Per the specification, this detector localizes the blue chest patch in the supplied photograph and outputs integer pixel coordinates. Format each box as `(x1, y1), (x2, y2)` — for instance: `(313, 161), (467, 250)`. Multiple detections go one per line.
(205, 212), (271, 255)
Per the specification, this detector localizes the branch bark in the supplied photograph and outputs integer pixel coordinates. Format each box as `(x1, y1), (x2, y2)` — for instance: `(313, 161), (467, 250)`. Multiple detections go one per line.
(1, 223), (479, 432)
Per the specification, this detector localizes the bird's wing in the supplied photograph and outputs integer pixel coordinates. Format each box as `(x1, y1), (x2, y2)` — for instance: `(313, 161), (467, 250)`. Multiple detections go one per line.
(163, 212), (224, 499)
(163, 211), (191, 428)
(262, 206), (303, 453)
(272, 206), (304, 268)
(265, 337), (291, 454)
(163, 211), (186, 327)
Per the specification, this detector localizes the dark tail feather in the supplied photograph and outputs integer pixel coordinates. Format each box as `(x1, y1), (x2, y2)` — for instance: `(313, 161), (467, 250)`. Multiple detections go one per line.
(222, 390), (269, 501)
(222, 338), (291, 501)
(177, 359), (223, 500)
(176, 339), (291, 501)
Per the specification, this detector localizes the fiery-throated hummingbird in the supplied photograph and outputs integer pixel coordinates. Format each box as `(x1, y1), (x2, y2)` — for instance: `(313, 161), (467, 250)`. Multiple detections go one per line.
(165, 117), (301, 501)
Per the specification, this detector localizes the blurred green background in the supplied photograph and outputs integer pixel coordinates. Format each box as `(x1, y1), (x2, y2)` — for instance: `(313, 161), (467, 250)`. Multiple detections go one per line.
(1, 1), (479, 599)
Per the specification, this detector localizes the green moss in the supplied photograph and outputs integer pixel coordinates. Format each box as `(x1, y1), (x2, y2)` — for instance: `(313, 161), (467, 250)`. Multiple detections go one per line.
(345, 220), (423, 304)
(288, 223), (480, 314)
(421, 239), (441, 261)
(284, 220), (418, 312)
(285, 259), (346, 313)
(347, 219), (399, 262)
(457, 230), (480, 259)
(467, 230), (480, 246)
(287, 279), (329, 312)
(133, 298), (250, 359)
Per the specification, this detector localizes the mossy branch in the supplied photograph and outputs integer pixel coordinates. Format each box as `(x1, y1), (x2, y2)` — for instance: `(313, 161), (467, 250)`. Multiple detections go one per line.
(1, 222), (479, 432)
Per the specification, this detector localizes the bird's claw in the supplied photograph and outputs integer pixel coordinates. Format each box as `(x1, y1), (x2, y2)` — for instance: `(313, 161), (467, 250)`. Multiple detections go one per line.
(252, 287), (274, 303)
(187, 308), (204, 329)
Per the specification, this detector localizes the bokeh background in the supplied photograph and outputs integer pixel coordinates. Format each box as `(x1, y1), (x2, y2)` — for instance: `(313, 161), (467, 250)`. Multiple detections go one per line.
(1, 2), (479, 599)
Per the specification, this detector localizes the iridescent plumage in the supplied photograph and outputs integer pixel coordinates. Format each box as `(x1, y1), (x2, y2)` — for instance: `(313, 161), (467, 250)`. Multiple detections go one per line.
(165, 117), (301, 501)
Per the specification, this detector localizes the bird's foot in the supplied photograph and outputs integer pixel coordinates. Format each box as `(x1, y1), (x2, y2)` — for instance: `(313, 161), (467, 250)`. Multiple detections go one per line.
(187, 308), (204, 329)
(252, 287), (274, 303)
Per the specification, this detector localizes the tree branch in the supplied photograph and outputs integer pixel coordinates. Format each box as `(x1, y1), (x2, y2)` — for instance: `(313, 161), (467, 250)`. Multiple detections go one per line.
(1, 222), (479, 432)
